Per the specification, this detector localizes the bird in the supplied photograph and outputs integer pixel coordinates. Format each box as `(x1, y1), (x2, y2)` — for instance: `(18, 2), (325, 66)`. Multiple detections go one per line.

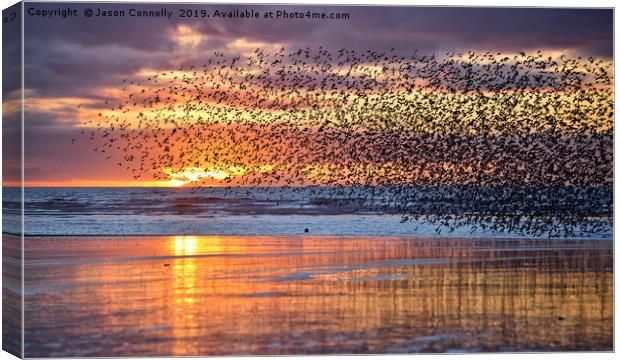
(75, 48), (613, 238)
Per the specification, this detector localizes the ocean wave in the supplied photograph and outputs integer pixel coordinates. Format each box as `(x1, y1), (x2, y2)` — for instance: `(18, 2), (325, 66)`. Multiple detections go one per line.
(1, 186), (612, 238)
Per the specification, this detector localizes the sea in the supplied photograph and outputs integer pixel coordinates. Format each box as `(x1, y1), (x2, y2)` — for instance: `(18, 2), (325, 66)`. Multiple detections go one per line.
(2, 186), (613, 239)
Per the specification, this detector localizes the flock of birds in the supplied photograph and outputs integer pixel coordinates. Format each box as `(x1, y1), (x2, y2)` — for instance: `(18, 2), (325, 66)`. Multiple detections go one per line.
(77, 48), (613, 237)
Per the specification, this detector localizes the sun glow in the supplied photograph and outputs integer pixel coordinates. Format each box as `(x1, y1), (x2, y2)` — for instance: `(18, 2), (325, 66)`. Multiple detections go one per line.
(162, 166), (246, 186)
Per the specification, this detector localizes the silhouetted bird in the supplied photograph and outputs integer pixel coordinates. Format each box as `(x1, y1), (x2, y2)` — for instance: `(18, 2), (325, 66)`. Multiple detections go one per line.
(76, 48), (613, 238)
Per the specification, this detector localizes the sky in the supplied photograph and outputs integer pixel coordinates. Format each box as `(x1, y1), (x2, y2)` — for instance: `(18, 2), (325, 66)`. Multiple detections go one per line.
(2, 3), (613, 187)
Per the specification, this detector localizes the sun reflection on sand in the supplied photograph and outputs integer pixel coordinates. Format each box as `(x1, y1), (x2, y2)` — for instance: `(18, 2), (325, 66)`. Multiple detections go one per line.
(23, 236), (613, 356)
(171, 236), (199, 354)
(174, 235), (198, 254)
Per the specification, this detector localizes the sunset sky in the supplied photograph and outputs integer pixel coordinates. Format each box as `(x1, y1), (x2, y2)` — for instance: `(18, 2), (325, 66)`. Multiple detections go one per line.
(3, 3), (613, 187)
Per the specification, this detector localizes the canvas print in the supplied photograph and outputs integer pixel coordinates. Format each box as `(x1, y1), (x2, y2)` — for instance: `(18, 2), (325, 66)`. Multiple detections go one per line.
(2, 1), (614, 357)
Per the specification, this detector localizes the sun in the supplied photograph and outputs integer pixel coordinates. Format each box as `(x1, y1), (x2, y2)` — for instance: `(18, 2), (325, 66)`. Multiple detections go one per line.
(159, 165), (275, 187)
(168, 179), (189, 187)
(162, 166), (244, 187)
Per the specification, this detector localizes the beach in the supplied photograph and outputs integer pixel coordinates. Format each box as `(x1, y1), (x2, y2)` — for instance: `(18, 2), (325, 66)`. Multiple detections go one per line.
(16, 234), (613, 356)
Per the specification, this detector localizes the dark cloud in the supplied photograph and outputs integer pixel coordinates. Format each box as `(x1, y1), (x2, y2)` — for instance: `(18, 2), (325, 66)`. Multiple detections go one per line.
(25, 3), (177, 52)
(24, 38), (173, 97)
(25, 4), (612, 55)
(20, 3), (613, 184)
(23, 4), (612, 98)
(3, 3), (21, 96)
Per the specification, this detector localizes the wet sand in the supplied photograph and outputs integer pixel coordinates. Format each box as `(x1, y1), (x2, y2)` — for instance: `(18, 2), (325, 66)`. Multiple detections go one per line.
(2, 233), (22, 357)
(15, 235), (613, 356)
